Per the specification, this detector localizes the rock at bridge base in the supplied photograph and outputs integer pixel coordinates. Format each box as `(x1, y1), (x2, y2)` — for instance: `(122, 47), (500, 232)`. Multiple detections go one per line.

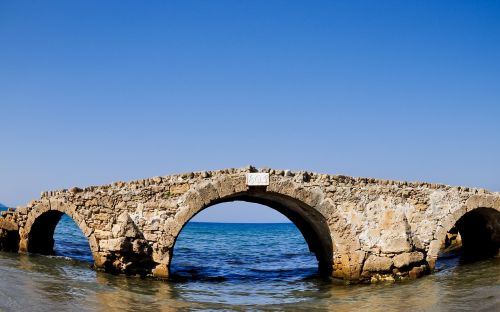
(358, 251), (430, 283)
(408, 265), (428, 279)
(0, 228), (19, 252)
(393, 252), (425, 268)
(151, 263), (169, 279)
(331, 251), (364, 280)
(0, 217), (20, 252)
(363, 255), (394, 272)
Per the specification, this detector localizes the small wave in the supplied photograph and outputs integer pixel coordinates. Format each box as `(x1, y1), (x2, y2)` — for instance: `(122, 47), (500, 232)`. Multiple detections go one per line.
(225, 259), (246, 265)
(170, 268), (229, 282)
(282, 252), (308, 257)
(44, 254), (93, 264)
(46, 255), (74, 261)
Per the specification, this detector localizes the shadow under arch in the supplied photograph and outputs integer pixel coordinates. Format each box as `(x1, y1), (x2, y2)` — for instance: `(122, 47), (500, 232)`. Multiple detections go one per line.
(434, 197), (500, 265)
(169, 187), (334, 276)
(451, 207), (500, 260)
(21, 203), (98, 263)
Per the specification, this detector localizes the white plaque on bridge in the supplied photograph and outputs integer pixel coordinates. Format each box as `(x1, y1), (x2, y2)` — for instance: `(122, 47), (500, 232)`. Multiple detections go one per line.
(246, 173), (270, 186)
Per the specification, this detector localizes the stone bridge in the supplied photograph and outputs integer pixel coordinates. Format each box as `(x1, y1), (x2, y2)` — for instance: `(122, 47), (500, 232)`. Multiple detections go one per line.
(0, 167), (499, 282)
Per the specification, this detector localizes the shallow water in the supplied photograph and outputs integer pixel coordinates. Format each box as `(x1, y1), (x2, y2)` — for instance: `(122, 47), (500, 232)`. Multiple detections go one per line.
(0, 216), (498, 311)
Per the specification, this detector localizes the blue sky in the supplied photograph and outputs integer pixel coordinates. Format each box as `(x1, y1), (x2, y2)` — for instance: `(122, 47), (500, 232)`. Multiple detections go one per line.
(1, 1), (499, 222)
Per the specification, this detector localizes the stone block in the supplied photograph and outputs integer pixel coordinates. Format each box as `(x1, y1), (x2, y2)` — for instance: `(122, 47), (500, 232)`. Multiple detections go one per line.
(170, 184), (190, 195)
(132, 239), (151, 255)
(363, 255), (393, 272)
(93, 229), (112, 240)
(99, 237), (130, 252)
(152, 263), (169, 278)
(393, 252), (424, 268)
(409, 264), (427, 279)
(380, 237), (411, 253)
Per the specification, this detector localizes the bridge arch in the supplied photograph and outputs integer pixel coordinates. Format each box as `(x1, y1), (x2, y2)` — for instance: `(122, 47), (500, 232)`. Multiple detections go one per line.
(20, 200), (98, 262)
(431, 195), (500, 264)
(155, 175), (361, 279)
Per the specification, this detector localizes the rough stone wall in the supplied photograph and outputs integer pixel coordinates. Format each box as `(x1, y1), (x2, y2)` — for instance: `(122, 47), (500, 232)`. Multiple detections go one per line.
(0, 167), (498, 281)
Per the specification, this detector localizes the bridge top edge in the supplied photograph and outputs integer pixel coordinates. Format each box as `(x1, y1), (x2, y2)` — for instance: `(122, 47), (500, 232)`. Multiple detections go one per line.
(28, 166), (495, 203)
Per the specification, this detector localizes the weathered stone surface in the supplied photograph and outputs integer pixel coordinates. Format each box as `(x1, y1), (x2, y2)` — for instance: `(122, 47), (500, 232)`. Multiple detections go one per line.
(170, 183), (189, 195)
(99, 238), (130, 252)
(409, 264), (428, 279)
(0, 166), (498, 282)
(393, 252), (424, 268)
(112, 212), (140, 238)
(0, 219), (18, 231)
(363, 255), (393, 272)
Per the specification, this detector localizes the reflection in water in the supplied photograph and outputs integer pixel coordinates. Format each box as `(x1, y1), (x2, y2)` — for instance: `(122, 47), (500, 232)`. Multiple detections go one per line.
(0, 251), (498, 311)
(0, 222), (498, 311)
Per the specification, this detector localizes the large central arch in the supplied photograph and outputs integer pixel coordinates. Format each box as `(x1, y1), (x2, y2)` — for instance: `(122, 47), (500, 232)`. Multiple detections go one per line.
(173, 191), (334, 275)
(158, 175), (354, 278)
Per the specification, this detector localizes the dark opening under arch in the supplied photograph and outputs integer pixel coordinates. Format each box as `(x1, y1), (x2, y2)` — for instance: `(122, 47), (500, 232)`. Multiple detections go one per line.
(27, 211), (93, 262)
(440, 207), (500, 262)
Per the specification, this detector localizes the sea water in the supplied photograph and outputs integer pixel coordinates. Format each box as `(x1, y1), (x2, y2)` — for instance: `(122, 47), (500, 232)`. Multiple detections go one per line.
(0, 214), (498, 311)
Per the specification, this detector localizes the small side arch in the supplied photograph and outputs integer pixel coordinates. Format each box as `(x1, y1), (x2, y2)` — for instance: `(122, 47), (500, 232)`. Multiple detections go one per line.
(20, 199), (98, 262)
(431, 195), (500, 263)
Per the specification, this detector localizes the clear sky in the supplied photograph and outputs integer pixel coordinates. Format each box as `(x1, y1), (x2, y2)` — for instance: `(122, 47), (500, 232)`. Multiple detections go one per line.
(1, 1), (499, 222)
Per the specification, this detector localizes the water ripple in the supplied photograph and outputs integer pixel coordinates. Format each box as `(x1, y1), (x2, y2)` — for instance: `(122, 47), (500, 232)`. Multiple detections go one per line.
(0, 219), (498, 310)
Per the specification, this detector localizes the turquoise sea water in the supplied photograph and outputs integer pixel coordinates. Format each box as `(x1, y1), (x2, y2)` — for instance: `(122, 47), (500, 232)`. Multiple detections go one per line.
(0, 214), (498, 311)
